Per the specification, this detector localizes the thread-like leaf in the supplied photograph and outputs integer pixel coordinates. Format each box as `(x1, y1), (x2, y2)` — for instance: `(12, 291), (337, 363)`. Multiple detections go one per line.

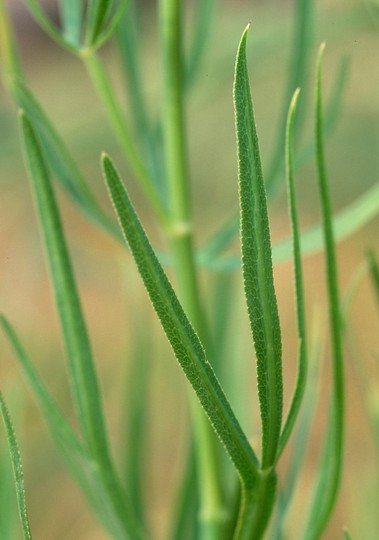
(0, 393), (32, 540)
(102, 153), (259, 488)
(304, 43), (345, 540)
(20, 112), (143, 540)
(277, 88), (308, 458)
(234, 25), (282, 468)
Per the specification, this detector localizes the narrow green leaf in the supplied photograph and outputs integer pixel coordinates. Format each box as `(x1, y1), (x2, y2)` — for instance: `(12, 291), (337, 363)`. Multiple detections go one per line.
(23, 0), (78, 52)
(272, 314), (324, 540)
(201, 176), (379, 271)
(85, 0), (112, 46)
(0, 315), (85, 460)
(93, 0), (128, 51)
(0, 393), (32, 540)
(11, 80), (121, 241)
(234, 25), (282, 468)
(168, 444), (198, 540)
(0, 316), (127, 540)
(102, 153), (259, 488)
(304, 43), (345, 540)
(198, 54), (351, 269)
(185, 0), (215, 88)
(59, 0), (84, 47)
(366, 249), (379, 312)
(20, 112), (143, 540)
(265, 0), (314, 197)
(123, 326), (150, 528)
(277, 88), (308, 458)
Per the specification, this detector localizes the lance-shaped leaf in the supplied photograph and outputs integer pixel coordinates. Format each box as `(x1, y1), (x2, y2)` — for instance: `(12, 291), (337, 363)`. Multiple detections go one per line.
(0, 393), (32, 540)
(20, 112), (143, 540)
(102, 153), (259, 488)
(233, 25), (283, 468)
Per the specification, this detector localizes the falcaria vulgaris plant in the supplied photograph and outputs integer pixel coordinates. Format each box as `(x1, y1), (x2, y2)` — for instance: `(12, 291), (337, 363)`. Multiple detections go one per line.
(1, 0), (379, 538)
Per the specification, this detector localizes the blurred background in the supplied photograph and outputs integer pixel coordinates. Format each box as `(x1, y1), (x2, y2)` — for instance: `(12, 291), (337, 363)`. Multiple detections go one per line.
(1, 0), (379, 538)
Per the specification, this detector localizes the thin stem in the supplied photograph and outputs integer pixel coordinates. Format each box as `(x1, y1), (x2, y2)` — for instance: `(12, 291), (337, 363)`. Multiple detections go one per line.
(82, 50), (168, 224)
(159, 0), (225, 537)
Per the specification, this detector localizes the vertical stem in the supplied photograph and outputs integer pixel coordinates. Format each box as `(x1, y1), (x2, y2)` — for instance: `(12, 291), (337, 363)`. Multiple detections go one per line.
(159, 1), (225, 538)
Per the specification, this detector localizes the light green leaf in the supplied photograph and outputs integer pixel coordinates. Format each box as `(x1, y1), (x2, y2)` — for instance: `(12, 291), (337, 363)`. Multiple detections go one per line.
(185, 0), (215, 88)
(23, 0), (78, 52)
(304, 43), (345, 540)
(0, 393), (32, 540)
(234, 24), (282, 468)
(11, 80), (121, 241)
(59, 0), (84, 47)
(102, 153), (259, 488)
(20, 112), (143, 540)
(0, 315), (127, 540)
(277, 88), (308, 458)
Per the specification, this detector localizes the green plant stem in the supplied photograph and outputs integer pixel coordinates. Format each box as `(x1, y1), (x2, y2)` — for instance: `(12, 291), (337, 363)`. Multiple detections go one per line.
(159, 1), (225, 538)
(82, 50), (167, 223)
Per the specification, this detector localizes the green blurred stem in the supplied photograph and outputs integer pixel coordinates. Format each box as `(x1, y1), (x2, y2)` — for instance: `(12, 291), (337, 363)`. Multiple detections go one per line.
(159, 0), (225, 538)
(82, 50), (167, 224)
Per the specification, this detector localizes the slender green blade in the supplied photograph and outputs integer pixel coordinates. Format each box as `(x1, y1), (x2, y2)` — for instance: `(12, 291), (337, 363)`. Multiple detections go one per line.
(23, 0), (78, 52)
(277, 88), (308, 458)
(185, 0), (215, 88)
(59, 0), (83, 47)
(0, 393), (32, 540)
(234, 25), (282, 468)
(201, 174), (379, 271)
(11, 80), (122, 241)
(20, 113), (143, 540)
(20, 112), (108, 455)
(0, 315), (85, 460)
(102, 153), (259, 487)
(85, 0), (112, 46)
(198, 54), (351, 269)
(366, 249), (379, 311)
(304, 43), (345, 540)
(93, 1), (128, 50)
(0, 315), (127, 540)
(266, 0), (314, 197)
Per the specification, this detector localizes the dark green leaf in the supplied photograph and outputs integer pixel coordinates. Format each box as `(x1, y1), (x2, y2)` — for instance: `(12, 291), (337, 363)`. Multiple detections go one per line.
(102, 153), (259, 488)
(234, 25), (282, 468)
